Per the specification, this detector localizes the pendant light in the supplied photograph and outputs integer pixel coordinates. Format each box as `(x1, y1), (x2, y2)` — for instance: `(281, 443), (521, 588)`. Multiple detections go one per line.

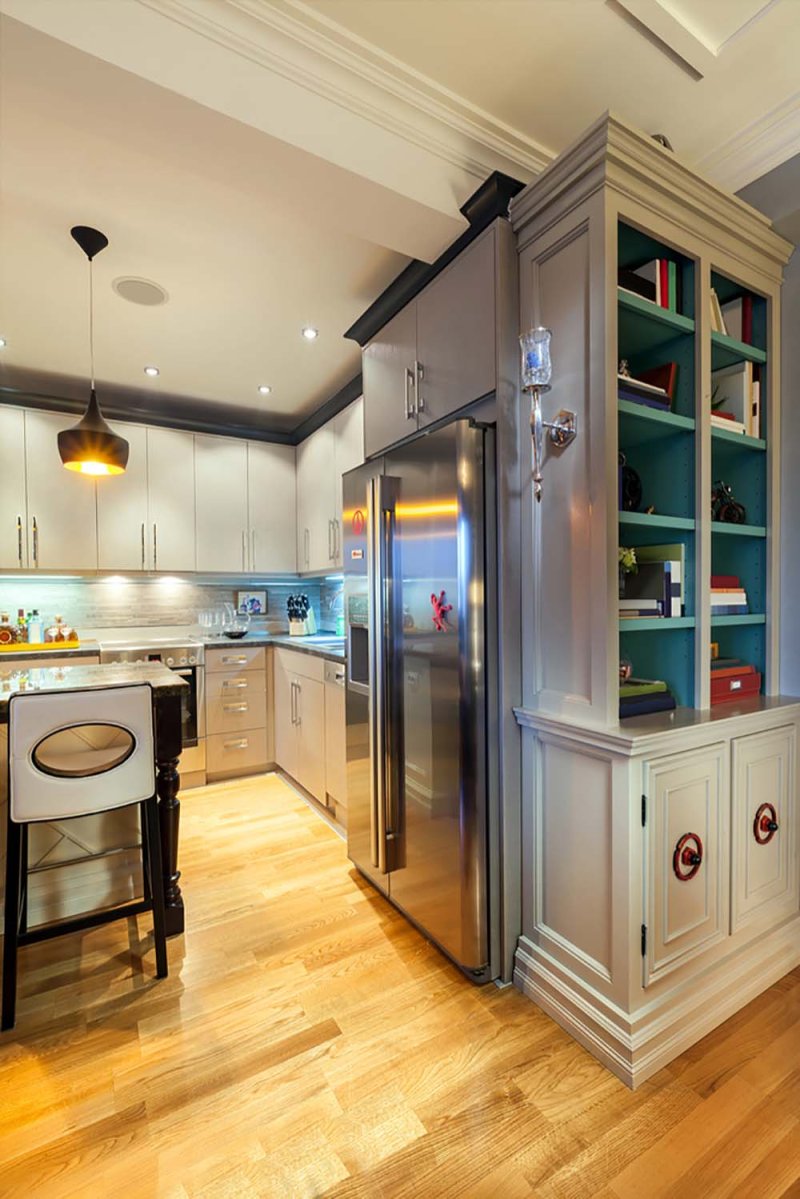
(58, 225), (129, 476)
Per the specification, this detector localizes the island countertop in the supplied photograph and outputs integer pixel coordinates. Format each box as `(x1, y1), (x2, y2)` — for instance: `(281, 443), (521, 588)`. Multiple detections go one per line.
(0, 661), (186, 720)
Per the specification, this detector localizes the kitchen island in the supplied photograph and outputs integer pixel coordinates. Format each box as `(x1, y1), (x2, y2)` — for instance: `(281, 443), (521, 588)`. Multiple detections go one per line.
(0, 661), (187, 936)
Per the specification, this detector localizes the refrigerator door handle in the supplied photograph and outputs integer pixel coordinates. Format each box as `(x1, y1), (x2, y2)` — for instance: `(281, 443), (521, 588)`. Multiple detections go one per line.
(368, 474), (398, 873)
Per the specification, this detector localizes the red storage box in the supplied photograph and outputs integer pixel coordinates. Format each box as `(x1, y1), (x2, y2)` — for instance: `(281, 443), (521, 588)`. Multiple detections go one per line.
(710, 669), (761, 705)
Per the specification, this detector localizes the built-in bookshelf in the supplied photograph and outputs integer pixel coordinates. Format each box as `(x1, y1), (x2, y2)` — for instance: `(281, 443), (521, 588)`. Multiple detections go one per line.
(616, 223), (774, 718)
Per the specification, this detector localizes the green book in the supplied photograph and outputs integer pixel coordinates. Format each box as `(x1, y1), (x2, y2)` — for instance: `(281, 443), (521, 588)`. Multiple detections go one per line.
(668, 260), (677, 313)
(620, 679), (668, 698)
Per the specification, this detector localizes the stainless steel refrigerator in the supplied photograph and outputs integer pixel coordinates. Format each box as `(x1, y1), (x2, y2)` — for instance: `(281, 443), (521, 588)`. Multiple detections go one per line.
(343, 419), (498, 982)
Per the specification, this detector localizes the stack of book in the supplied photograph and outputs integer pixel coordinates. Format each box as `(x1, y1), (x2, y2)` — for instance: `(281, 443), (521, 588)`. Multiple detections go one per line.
(710, 291), (754, 343)
(620, 678), (676, 719)
(711, 658), (761, 705)
(619, 259), (679, 312)
(618, 362), (677, 412)
(619, 544), (684, 621)
(711, 361), (760, 437)
(711, 574), (748, 616)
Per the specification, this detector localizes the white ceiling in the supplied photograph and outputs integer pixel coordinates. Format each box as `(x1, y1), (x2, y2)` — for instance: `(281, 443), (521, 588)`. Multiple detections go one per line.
(1, 0), (798, 431)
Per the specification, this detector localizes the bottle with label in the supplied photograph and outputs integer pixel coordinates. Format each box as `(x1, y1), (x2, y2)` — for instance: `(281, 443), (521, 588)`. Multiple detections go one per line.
(16, 609), (28, 644)
(28, 610), (44, 644)
(46, 615), (68, 643)
(0, 613), (18, 645)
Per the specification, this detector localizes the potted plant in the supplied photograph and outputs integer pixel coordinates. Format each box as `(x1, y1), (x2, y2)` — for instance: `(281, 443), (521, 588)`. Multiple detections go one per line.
(618, 545), (637, 599)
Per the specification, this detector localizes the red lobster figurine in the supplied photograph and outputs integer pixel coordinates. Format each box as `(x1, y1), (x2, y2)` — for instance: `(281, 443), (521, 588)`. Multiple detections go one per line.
(430, 590), (453, 632)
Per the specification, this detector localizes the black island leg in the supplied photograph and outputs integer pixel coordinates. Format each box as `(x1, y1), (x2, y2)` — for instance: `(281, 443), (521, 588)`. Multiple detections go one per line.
(154, 691), (185, 937)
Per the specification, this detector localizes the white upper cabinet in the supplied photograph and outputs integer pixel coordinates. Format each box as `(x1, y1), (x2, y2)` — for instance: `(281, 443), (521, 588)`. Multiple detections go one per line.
(194, 434), (249, 573)
(332, 398), (364, 568)
(24, 410), (98, 571)
(147, 427), (196, 572)
(296, 423), (336, 574)
(247, 441), (296, 574)
(0, 407), (29, 568)
(96, 424), (148, 571)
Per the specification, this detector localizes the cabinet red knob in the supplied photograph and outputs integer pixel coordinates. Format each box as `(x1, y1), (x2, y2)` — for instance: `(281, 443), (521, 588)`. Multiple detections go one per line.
(673, 832), (703, 881)
(753, 803), (779, 845)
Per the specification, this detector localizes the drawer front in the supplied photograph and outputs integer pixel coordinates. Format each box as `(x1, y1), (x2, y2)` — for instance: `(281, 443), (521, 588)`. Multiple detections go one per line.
(732, 725), (797, 932)
(206, 686), (267, 735)
(206, 669), (266, 705)
(644, 743), (729, 986)
(274, 646), (325, 683)
(206, 645), (266, 674)
(207, 727), (268, 776)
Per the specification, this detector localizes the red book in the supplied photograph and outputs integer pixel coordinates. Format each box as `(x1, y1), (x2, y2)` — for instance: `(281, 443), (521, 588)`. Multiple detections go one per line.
(710, 664), (756, 680)
(742, 295), (753, 344)
(638, 361), (678, 400)
(659, 259), (669, 309)
(711, 574), (740, 588)
(711, 671), (761, 705)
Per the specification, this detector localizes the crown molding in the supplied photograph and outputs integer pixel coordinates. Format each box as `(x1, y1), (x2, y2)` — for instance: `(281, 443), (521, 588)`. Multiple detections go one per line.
(696, 91), (800, 193)
(137, 0), (552, 182)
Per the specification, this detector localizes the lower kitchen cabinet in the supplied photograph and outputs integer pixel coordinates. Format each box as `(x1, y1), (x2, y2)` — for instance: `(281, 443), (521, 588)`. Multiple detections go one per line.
(273, 647), (328, 809)
(324, 659), (347, 821)
(205, 646), (270, 780)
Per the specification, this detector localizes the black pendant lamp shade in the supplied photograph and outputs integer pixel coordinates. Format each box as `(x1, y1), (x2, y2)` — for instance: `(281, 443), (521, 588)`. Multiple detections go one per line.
(58, 225), (129, 476)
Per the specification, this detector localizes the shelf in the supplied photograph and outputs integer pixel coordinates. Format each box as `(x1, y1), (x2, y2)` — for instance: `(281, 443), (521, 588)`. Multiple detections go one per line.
(711, 425), (766, 451)
(710, 613), (766, 627)
(619, 617), (696, 633)
(711, 523), (766, 538)
(618, 289), (695, 354)
(618, 399), (695, 437)
(711, 331), (767, 370)
(619, 511), (695, 531)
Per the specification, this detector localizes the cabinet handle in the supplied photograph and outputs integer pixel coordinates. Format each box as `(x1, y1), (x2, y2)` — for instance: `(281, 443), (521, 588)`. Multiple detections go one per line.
(251, 528), (256, 571)
(222, 656), (248, 666)
(290, 680), (297, 725)
(327, 519), (333, 560)
(754, 802), (779, 845)
(416, 361), (425, 413)
(223, 702), (248, 713)
(223, 738), (249, 750)
(333, 518), (340, 559)
(32, 516), (38, 567)
(222, 679), (248, 689)
(304, 528), (310, 568)
(672, 832), (703, 882)
(141, 522), (146, 570)
(295, 680), (302, 726)
(405, 367), (415, 419)
(242, 529), (246, 570)
(16, 516), (22, 568)
(153, 523), (158, 571)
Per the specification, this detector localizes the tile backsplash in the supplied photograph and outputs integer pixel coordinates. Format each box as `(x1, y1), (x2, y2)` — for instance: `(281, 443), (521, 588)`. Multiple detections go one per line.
(0, 575), (343, 635)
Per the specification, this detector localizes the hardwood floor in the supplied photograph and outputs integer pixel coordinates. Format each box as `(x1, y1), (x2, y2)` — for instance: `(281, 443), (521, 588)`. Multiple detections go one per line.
(1, 772), (798, 1198)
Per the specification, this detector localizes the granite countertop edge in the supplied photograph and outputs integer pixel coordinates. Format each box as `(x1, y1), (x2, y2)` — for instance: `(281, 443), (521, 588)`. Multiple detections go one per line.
(203, 634), (345, 662)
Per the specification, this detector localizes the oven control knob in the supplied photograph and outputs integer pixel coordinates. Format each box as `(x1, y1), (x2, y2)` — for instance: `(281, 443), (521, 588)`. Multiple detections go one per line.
(188, 655), (197, 665)
(166, 656), (174, 666)
(179, 656), (187, 665)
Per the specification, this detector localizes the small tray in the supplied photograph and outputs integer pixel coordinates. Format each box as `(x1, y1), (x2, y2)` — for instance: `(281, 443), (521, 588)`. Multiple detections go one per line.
(0, 641), (82, 653)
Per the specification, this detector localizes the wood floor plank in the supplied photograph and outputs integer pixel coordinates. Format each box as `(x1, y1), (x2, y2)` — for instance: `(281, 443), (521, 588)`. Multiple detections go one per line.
(0, 773), (797, 1198)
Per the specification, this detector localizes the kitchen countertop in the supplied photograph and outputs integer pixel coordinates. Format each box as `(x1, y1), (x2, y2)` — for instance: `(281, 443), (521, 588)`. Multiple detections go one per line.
(0, 661), (186, 719)
(0, 640), (101, 664)
(202, 633), (346, 662)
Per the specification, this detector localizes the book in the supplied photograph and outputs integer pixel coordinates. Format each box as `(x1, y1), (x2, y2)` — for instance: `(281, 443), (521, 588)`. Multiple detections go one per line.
(720, 295), (753, 344)
(616, 373), (668, 398)
(619, 679), (668, 698)
(710, 604), (749, 615)
(711, 413), (747, 435)
(637, 361), (677, 400)
(619, 612), (663, 620)
(659, 259), (669, 309)
(711, 574), (740, 588)
(751, 373), (761, 439)
(711, 589), (748, 602)
(668, 261), (677, 312)
(711, 671), (761, 705)
(711, 663), (756, 679)
(712, 361), (753, 433)
(618, 389), (671, 411)
(619, 692), (677, 718)
(635, 544), (684, 615)
(710, 288), (727, 334)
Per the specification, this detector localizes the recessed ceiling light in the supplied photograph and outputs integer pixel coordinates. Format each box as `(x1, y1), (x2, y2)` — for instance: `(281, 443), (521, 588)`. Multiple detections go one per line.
(301, 326), (319, 341)
(0, 338), (6, 348)
(113, 277), (169, 306)
(144, 365), (160, 377)
(258, 385), (272, 395)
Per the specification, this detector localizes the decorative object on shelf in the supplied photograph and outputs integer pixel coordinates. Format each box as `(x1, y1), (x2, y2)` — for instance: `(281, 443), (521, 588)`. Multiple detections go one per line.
(619, 656), (633, 683)
(618, 452), (643, 511)
(617, 358), (676, 411)
(519, 327), (577, 503)
(237, 590), (266, 616)
(0, 613), (18, 645)
(222, 602), (249, 639)
(618, 545), (637, 599)
(58, 226), (130, 477)
(711, 480), (746, 524)
(673, 832), (703, 882)
(430, 590), (453, 632)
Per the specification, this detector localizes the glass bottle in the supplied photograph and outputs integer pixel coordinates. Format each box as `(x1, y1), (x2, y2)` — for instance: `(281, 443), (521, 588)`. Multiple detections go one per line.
(28, 610), (44, 643)
(46, 615), (67, 643)
(16, 609), (27, 643)
(0, 613), (17, 645)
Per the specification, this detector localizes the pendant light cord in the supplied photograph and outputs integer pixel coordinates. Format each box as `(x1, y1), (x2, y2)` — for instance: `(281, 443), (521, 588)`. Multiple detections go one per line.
(88, 257), (95, 389)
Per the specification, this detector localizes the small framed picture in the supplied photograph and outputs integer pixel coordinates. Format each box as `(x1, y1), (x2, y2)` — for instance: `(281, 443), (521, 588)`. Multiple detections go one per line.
(237, 590), (266, 616)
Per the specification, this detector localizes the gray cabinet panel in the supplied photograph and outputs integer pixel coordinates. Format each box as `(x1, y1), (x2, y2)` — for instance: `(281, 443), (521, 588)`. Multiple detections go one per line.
(362, 303), (417, 458)
(416, 229), (496, 429)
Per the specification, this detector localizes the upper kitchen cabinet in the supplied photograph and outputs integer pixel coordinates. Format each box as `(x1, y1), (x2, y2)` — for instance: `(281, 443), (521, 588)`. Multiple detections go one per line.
(332, 398), (364, 568)
(24, 409), (99, 570)
(0, 406), (28, 568)
(97, 425), (195, 571)
(247, 441), (296, 573)
(195, 434), (249, 573)
(296, 423), (336, 574)
(362, 223), (512, 458)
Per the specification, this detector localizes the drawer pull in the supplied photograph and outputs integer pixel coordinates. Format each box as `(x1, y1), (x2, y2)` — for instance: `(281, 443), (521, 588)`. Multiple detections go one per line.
(673, 832), (703, 882)
(222, 656), (248, 665)
(222, 680), (248, 690)
(223, 702), (248, 713)
(223, 739), (249, 750)
(754, 802), (779, 845)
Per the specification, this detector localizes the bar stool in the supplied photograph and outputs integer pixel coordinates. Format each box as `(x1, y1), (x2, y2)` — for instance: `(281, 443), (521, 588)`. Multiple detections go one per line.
(2, 683), (168, 1031)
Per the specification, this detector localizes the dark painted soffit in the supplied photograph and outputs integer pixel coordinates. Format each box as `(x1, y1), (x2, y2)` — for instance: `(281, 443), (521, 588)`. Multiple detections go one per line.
(344, 170), (526, 348)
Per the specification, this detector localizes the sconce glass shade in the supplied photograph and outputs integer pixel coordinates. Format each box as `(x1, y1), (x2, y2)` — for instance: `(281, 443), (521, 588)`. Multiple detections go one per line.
(57, 389), (129, 476)
(520, 326), (552, 391)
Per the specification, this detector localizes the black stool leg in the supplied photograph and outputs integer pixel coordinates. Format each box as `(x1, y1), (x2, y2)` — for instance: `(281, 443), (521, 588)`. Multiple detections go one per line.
(2, 819), (23, 1032)
(19, 824), (29, 937)
(143, 795), (168, 979)
(140, 802), (152, 905)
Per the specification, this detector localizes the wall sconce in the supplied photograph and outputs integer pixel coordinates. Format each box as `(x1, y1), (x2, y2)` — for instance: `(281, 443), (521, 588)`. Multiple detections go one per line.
(519, 327), (577, 502)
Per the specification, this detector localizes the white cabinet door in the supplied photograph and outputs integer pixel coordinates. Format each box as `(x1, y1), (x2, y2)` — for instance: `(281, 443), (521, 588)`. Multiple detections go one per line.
(295, 676), (326, 800)
(732, 726), (797, 932)
(296, 425), (336, 574)
(362, 303), (417, 458)
(96, 423), (148, 571)
(0, 407), (28, 567)
(273, 649), (297, 779)
(247, 441), (296, 573)
(332, 398), (364, 568)
(24, 410), (98, 570)
(324, 676), (347, 809)
(148, 428), (196, 572)
(194, 434), (248, 573)
(644, 743), (728, 986)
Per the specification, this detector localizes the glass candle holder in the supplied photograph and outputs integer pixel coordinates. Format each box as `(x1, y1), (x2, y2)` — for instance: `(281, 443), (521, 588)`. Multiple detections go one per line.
(519, 326), (552, 391)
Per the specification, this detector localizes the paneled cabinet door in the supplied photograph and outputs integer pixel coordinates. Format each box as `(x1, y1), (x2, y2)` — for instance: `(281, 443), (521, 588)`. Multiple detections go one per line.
(24, 410), (98, 570)
(295, 676), (326, 801)
(96, 423), (148, 571)
(194, 434), (248, 573)
(0, 407), (28, 567)
(362, 302), (417, 458)
(731, 726), (797, 932)
(148, 428), (196, 572)
(273, 650), (297, 780)
(247, 442), (296, 573)
(416, 229), (496, 430)
(644, 743), (729, 986)
(296, 425), (336, 574)
(332, 398), (364, 568)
